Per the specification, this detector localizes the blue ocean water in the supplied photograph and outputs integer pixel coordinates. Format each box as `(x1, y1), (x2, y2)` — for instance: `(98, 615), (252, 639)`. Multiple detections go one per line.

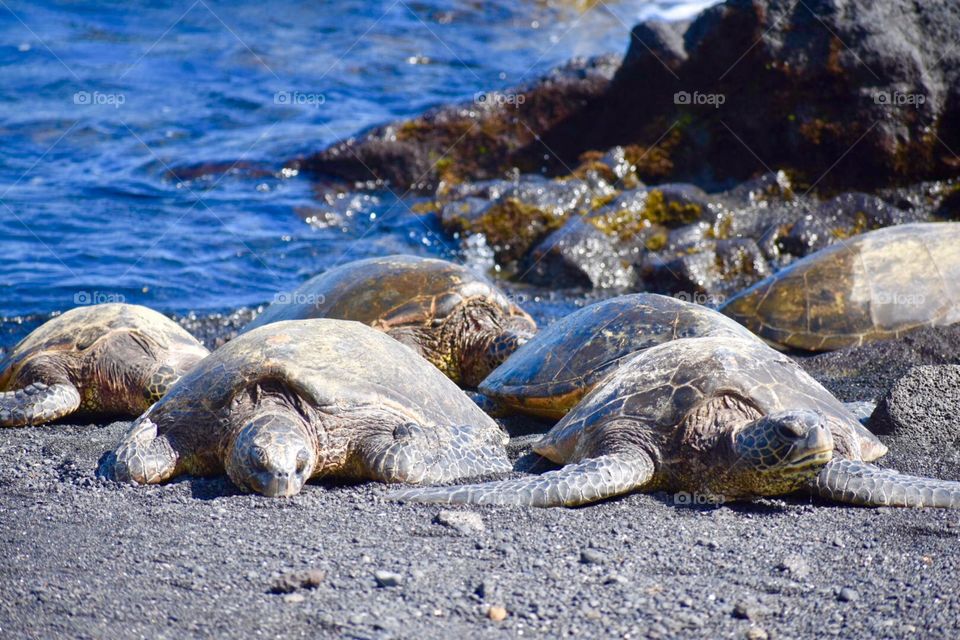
(0, 0), (716, 318)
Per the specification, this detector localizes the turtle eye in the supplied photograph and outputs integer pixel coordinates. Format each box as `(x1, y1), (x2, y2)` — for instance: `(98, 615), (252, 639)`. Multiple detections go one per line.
(295, 449), (310, 473)
(251, 445), (269, 469)
(777, 421), (805, 439)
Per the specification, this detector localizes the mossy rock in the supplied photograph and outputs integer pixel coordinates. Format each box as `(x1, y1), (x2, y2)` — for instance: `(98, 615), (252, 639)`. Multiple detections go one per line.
(570, 146), (645, 190)
(439, 176), (614, 266)
(585, 185), (707, 243)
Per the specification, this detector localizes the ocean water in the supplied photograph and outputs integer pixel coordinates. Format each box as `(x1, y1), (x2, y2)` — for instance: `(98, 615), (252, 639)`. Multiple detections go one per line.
(0, 0), (717, 318)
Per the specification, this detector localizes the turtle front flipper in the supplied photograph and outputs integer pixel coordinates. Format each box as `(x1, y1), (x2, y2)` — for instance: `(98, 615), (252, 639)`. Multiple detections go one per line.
(0, 382), (81, 427)
(110, 415), (180, 485)
(811, 459), (960, 508)
(389, 452), (655, 507)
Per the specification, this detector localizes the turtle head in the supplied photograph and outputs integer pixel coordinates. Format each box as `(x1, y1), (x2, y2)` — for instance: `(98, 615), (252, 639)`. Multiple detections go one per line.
(461, 315), (537, 388)
(710, 409), (834, 499)
(225, 412), (316, 497)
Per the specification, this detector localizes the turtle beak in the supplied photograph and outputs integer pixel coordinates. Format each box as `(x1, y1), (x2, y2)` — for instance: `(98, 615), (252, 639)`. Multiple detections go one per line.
(787, 421), (833, 468)
(260, 472), (301, 498)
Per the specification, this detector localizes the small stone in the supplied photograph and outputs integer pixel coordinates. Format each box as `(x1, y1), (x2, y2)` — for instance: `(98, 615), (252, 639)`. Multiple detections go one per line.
(679, 597), (693, 608)
(475, 580), (500, 601)
(732, 601), (758, 620)
(374, 570), (403, 588)
(696, 537), (717, 549)
(487, 605), (507, 622)
(777, 554), (810, 580)
(580, 549), (608, 565)
(270, 569), (326, 594)
(745, 627), (768, 640)
(838, 587), (859, 602)
(283, 593), (305, 604)
(434, 510), (486, 535)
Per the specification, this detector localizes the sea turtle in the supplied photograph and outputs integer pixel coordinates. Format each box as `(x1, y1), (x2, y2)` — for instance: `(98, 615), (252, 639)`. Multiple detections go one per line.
(393, 336), (960, 508)
(0, 304), (209, 427)
(721, 222), (960, 351)
(242, 255), (537, 387)
(108, 319), (510, 497)
(479, 293), (762, 420)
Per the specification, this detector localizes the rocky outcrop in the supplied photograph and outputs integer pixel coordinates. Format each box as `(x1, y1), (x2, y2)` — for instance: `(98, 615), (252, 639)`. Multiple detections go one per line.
(800, 324), (960, 402)
(298, 56), (621, 193)
(432, 161), (950, 294)
(438, 172), (617, 266)
(868, 365), (960, 480)
(520, 216), (634, 290)
(299, 0), (960, 192)
(292, 0), (960, 299)
(597, 0), (960, 188)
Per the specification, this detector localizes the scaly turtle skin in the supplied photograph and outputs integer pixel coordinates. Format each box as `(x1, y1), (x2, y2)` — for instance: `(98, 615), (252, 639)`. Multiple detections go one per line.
(0, 304), (209, 427)
(109, 319), (510, 497)
(479, 293), (761, 420)
(394, 337), (960, 509)
(721, 222), (960, 351)
(242, 255), (537, 387)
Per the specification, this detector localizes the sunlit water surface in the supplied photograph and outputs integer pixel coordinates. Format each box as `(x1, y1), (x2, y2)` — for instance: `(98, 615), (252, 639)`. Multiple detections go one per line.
(0, 0), (718, 319)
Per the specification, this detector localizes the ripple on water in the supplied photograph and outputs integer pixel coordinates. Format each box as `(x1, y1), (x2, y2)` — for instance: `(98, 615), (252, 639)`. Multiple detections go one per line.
(0, 0), (719, 318)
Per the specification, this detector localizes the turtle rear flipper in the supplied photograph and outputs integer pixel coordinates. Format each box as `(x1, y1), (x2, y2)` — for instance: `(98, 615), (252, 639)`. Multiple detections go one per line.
(811, 459), (960, 508)
(0, 382), (81, 427)
(389, 452), (655, 507)
(365, 423), (512, 485)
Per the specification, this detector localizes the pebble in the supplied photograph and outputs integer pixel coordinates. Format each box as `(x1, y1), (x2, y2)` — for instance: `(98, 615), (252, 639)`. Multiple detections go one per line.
(838, 587), (859, 602)
(732, 601), (759, 620)
(270, 569), (325, 594)
(580, 549), (608, 565)
(777, 554), (811, 580)
(475, 580), (501, 601)
(487, 605), (508, 622)
(374, 570), (403, 588)
(745, 627), (768, 640)
(282, 593), (305, 604)
(697, 538), (720, 551)
(434, 510), (486, 535)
